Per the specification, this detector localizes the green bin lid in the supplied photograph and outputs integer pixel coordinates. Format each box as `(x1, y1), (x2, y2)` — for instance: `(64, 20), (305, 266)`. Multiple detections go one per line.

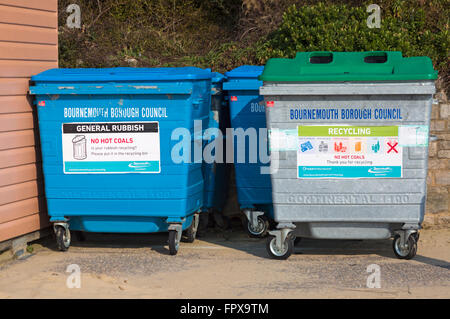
(259, 51), (438, 82)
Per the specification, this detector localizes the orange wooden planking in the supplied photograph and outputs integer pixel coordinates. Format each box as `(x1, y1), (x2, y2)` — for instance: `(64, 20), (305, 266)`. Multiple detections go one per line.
(0, 180), (42, 206)
(0, 60), (57, 78)
(0, 0), (57, 12)
(0, 212), (49, 242)
(0, 23), (57, 45)
(0, 0), (56, 244)
(0, 95), (33, 113)
(0, 112), (35, 131)
(0, 78), (31, 96)
(0, 163), (40, 187)
(0, 196), (42, 224)
(0, 4), (57, 28)
(0, 146), (37, 169)
(0, 129), (36, 150)
(0, 41), (57, 61)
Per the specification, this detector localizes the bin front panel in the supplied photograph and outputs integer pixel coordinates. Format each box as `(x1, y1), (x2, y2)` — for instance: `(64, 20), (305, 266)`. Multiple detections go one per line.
(264, 83), (434, 225)
(31, 70), (211, 231)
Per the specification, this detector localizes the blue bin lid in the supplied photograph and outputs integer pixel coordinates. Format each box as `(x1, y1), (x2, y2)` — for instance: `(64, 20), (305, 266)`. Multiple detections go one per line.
(223, 66), (264, 91)
(211, 72), (225, 84)
(225, 66), (264, 79)
(31, 67), (212, 82)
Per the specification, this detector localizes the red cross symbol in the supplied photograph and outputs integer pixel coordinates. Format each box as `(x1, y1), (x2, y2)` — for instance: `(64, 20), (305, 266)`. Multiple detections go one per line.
(387, 141), (398, 154)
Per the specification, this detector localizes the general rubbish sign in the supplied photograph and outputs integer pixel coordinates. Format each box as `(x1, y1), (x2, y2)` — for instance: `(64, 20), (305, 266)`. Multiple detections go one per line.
(62, 122), (160, 174)
(297, 125), (402, 178)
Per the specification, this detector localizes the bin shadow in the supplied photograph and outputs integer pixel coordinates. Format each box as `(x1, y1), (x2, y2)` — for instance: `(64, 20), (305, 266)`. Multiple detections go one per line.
(195, 228), (270, 258)
(34, 224), (450, 268)
(198, 221), (450, 268)
(38, 231), (174, 255)
(411, 255), (450, 270)
(194, 217), (396, 259)
(292, 237), (396, 258)
(197, 230), (400, 259)
(292, 238), (450, 269)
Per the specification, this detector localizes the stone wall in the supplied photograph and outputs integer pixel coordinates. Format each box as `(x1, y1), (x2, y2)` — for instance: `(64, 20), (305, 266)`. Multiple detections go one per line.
(425, 91), (450, 228)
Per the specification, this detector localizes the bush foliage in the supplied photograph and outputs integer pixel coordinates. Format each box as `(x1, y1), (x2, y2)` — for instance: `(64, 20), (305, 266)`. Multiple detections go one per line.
(58, 0), (449, 91)
(258, 1), (449, 75)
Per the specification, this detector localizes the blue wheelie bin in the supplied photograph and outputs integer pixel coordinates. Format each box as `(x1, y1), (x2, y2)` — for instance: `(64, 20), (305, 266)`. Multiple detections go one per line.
(201, 72), (231, 227)
(29, 67), (212, 255)
(223, 66), (273, 237)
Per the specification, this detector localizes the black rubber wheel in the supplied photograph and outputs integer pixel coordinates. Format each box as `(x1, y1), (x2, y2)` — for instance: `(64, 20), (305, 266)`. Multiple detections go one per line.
(266, 235), (294, 260)
(55, 226), (70, 251)
(168, 230), (179, 255)
(182, 218), (197, 243)
(393, 234), (418, 260)
(246, 215), (270, 238)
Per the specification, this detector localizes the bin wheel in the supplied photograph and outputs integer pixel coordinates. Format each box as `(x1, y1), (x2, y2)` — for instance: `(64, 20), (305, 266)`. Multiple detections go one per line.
(182, 218), (197, 243)
(266, 235), (293, 260)
(246, 215), (270, 238)
(55, 226), (70, 251)
(168, 230), (179, 256)
(393, 234), (417, 260)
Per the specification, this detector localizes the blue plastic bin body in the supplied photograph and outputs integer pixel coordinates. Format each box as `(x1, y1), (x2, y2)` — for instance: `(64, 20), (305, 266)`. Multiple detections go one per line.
(30, 67), (211, 233)
(202, 72), (230, 212)
(223, 66), (273, 216)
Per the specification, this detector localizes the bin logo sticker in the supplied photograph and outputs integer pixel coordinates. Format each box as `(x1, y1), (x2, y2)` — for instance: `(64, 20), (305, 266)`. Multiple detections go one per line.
(62, 122), (160, 174)
(297, 126), (402, 179)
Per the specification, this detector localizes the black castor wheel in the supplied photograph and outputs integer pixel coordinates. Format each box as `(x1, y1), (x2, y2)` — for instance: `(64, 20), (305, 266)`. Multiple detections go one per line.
(393, 234), (418, 260)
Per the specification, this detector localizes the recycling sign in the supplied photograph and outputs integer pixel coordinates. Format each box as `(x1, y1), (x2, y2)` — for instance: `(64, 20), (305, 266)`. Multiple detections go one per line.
(297, 125), (402, 179)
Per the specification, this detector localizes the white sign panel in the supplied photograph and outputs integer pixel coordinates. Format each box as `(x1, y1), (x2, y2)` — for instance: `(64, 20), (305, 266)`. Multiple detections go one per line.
(297, 125), (402, 178)
(62, 122), (160, 174)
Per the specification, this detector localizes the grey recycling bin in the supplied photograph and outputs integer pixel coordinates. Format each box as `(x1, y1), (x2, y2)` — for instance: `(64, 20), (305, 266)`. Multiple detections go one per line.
(259, 51), (437, 260)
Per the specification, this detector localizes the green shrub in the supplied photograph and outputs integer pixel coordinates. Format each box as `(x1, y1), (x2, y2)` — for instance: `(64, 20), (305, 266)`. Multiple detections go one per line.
(58, 0), (235, 68)
(257, 1), (449, 74)
(57, 0), (448, 91)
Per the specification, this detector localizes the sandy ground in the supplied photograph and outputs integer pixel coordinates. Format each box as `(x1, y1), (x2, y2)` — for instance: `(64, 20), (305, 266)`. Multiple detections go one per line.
(0, 226), (449, 299)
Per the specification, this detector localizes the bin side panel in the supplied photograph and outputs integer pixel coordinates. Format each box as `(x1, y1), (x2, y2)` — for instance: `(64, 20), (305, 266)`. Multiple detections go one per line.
(227, 90), (272, 209)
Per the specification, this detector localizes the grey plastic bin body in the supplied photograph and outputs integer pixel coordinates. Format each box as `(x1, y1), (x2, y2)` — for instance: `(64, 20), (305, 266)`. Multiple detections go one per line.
(262, 80), (435, 241)
(260, 52), (438, 259)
